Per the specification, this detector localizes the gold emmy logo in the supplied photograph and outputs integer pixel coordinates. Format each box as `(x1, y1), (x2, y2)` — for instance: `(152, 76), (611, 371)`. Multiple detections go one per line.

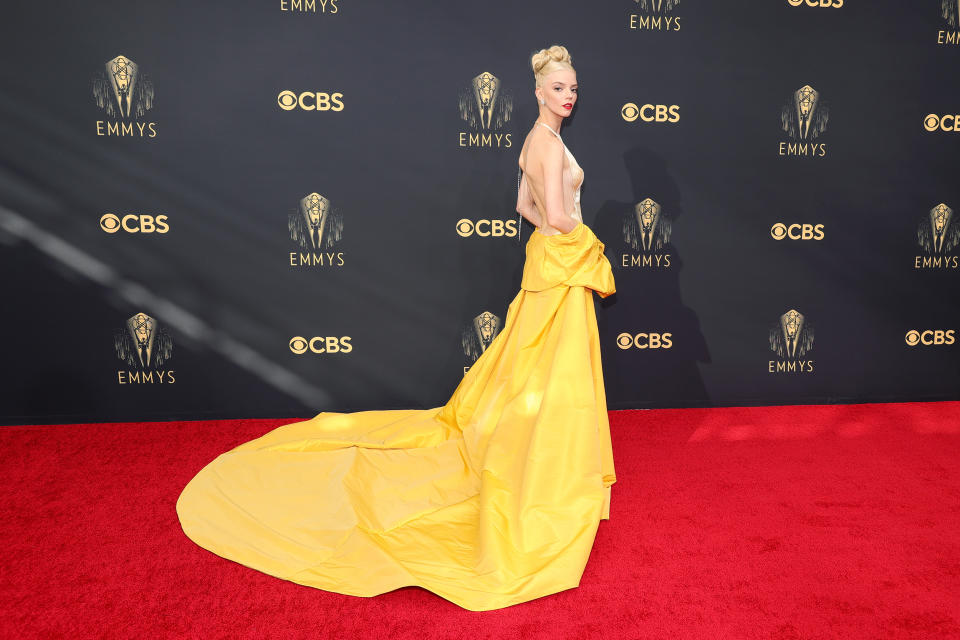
(93, 55), (157, 137)
(289, 193), (342, 250)
(458, 72), (513, 148)
(629, 0), (682, 30)
(621, 197), (672, 268)
(919, 204), (958, 253)
(114, 312), (175, 384)
(769, 309), (814, 360)
(93, 55), (154, 119)
(915, 203), (960, 269)
(288, 192), (345, 267)
(779, 85), (828, 156)
(462, 311), (502, 363)
(782, 85), (828, 140)
(625, 198), (671, 251)
(115, 312), (171, 368)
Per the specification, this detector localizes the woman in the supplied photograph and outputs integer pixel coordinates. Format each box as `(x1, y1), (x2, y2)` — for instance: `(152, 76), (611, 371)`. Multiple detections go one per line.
(517, 46), (582, 237)
(177, 45), (617, 611)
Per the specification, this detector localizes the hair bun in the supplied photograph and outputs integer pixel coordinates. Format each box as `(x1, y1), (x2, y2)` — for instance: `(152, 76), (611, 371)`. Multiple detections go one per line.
(531, 45), (573, 76)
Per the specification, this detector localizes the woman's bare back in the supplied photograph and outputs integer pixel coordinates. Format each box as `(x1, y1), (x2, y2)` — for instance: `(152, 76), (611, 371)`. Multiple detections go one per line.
(516, 123), (584, 236)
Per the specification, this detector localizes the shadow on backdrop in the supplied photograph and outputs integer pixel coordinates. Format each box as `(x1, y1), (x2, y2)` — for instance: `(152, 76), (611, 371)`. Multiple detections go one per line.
(593, 146), (711, 409)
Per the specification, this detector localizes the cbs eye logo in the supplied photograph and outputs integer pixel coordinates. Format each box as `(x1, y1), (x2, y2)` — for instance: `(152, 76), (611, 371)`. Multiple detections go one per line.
(455, 218), (519, 237)
(771, 223), (825, 241)
(787, 0), (843, 6)
(100, 213), (169, 234)
(621, 103), (680, 124)
(277, 91), (345, 112)
(905, 330), (955, 346)
(924, 114), (960, 132)
(289, 336), (353, 354)
(616, 332), (673, 349)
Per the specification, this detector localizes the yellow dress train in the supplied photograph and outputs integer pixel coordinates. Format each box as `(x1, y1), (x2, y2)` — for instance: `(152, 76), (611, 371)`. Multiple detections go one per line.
(176, 220), (617, 611)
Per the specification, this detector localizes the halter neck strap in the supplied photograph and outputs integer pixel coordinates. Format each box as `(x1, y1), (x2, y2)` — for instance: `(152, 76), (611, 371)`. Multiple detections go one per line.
(536, 121), (562, 141)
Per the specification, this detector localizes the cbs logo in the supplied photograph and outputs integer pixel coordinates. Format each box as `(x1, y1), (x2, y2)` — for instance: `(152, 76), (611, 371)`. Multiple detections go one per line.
(289, 336), (353, 354)
(787, 0), (843, 6)
(621, 103), (680, 124)
(100, 214), (169, 234)
(277, 91), (345, 112)
(455, 218), (519, 237)
(616, 332), (673, 350)
(905, 330), (955, 346)
(924, 114), (960, 132)
(771, 223), (825, 241)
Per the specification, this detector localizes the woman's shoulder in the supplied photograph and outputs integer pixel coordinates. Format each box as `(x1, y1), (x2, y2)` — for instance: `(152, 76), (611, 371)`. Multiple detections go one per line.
(522, 127), (564, 159)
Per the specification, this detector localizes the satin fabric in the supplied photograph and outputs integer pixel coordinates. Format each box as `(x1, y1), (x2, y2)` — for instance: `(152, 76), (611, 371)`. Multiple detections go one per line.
(176, 220), (617, 611)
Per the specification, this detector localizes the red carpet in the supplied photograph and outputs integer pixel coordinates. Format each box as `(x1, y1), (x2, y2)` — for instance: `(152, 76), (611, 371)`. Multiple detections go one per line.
(1, 402), (958, 639)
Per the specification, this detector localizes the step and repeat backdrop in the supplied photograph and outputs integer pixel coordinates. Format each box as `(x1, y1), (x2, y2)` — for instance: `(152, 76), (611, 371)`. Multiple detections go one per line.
(0, 1), (957, 425)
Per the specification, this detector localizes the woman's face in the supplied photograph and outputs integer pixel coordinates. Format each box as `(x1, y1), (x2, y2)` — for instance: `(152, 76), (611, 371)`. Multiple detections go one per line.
(537, 68), (578, 118)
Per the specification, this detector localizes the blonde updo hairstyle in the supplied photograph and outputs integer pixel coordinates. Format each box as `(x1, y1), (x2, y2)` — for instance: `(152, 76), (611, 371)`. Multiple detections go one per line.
(531, 45), (574, 88)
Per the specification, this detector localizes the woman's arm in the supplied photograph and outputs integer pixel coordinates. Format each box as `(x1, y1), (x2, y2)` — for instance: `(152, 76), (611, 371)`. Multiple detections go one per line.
(515, 171), (543, 227)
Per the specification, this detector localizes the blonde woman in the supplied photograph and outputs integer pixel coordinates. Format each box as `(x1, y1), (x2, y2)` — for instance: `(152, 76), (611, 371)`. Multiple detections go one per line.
(177, 45), (617, 611)
(516, 45), (582, 236)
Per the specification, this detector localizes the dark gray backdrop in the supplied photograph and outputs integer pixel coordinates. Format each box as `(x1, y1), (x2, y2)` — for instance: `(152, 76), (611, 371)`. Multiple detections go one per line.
(0, 0), (957, 425)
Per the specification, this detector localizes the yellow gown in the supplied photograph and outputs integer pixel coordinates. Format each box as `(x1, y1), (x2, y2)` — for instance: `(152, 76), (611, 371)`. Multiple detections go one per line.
(176, 129), (617, 611)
